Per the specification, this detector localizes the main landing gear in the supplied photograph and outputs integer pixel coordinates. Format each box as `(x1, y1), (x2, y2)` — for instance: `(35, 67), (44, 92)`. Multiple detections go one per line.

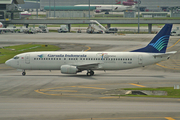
(22, 70), (26, 76)
(87, 70), (94, 76)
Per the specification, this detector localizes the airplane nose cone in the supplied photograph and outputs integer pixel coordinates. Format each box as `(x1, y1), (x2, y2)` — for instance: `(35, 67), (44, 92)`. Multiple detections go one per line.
(5, 59), (11, 66)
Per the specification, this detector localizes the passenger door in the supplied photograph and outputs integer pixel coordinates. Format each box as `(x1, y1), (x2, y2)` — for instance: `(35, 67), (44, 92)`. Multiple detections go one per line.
(25, 54), (30, 64)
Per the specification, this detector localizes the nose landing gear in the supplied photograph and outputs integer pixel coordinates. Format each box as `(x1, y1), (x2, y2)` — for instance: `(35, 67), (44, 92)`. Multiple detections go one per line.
(22, 70), (26, 76)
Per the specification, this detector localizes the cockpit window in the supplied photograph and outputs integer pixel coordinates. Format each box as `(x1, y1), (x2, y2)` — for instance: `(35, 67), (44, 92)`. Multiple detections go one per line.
(13, 56), (19, 59)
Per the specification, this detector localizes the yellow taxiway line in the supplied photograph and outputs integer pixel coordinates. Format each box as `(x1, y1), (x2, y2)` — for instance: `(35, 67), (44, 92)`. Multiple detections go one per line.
(130, 83), (146, 87)
(165, 117), (176, 120)
(84, 46), (91, 52)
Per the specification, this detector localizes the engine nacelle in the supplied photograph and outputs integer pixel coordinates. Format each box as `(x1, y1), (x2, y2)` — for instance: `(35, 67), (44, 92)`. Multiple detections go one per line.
(95, 9), (101, 13)
(122, 1), (137, 6)
(61, 65), (78, 74)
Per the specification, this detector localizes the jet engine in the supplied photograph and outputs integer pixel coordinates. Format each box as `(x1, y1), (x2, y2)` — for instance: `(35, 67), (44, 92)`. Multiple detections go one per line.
(95, 10), (101, 13)
(61, 65), (78, 74)
(122, 0), (137, 6)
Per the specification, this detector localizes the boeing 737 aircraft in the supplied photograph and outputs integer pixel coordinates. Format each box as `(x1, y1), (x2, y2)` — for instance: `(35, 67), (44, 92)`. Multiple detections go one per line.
(5, 24), (176, 76)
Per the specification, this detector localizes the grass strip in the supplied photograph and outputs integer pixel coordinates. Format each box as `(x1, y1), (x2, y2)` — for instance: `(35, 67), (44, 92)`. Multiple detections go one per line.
(119, 87), (180, 98)
(0, 44), (60, 64)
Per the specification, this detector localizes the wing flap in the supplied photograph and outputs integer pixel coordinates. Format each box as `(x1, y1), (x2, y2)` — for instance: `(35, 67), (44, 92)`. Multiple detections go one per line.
(76, 63), (100, 70)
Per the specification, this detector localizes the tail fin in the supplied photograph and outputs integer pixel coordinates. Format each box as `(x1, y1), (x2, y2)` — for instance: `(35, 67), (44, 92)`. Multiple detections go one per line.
(131, 24), (173, 53)
(116, 0), (121, 4)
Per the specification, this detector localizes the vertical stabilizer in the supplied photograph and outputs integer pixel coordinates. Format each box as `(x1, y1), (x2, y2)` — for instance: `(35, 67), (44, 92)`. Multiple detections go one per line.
(131, 24), (173, 53)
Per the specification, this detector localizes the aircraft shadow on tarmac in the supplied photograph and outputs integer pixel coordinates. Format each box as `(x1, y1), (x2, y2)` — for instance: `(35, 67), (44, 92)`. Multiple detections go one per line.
(9, 74), (165, 79)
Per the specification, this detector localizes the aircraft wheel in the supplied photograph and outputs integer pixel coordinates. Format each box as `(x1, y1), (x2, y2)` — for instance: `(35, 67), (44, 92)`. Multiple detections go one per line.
(90, 70), (94, 76)
(87, 72), (91, 76)
(87, 70), (94, 76)
(22, 71), (26, 76)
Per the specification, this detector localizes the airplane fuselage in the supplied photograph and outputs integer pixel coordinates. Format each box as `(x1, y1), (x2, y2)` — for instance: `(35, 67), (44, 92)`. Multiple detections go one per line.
(6, 51), (167, 71)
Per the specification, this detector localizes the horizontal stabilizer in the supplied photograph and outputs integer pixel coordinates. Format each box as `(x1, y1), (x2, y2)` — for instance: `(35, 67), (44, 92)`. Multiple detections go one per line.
(153, 51), (177, 57)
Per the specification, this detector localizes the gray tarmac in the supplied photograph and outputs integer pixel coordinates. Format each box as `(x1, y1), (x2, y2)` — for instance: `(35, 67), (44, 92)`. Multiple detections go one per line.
(0, 33), (180, 120)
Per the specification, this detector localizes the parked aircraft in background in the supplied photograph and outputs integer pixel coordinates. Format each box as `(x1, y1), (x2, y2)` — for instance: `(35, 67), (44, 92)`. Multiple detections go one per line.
(75, 4), (136, 13)
(75, 0), (136, 13)
(20, 11), (31, 19)
(5, 24), (176, 76)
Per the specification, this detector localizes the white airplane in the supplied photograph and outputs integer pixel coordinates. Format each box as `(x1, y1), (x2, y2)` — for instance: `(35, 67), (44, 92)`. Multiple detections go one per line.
(5, 24), (176, 76)
(75, 4), (135, 13)
(20, 11), (31, 19)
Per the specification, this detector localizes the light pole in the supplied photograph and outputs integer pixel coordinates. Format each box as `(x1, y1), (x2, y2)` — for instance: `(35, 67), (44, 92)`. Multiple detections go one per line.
(89, 0), (90, 19)
(138, 0), (141, 33)
(36, 0), (38, 18)
(49, 0), (51, 17)
(54, 0), (55, 17)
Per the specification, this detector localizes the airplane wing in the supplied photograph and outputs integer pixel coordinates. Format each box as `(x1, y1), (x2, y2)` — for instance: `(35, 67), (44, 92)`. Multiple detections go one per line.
(77, 63), (100, 70)
(70, 62), (102, 70)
